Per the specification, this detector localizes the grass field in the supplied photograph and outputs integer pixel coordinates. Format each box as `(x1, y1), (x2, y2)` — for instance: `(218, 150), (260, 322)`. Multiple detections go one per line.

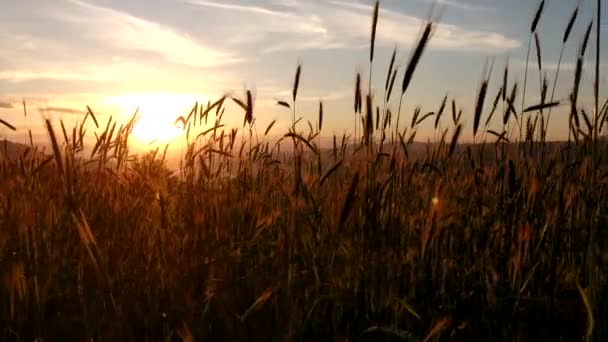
(1, 1), (607, 341)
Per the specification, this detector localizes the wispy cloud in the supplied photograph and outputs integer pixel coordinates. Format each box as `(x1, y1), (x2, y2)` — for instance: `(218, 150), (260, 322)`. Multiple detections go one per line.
(45, 106), (84, 115)
(0, 101), (14, 109)
(187, 0), (292, 17)
(511, 59), (606, 72)
(51, 0), (239, 68)
(260, 86), (351, 105)
(186, 0), (518, 53)
(330, 1), (519, 51)
(411, 0), (489, 11)
(0, 62), (175, 86)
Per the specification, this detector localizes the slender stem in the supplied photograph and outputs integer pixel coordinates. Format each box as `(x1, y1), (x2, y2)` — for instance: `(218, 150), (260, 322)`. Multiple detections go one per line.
(546, 44), (565, 134)
(368, 64), (373, 149)
(521, 35), (532, 140)
(594, 0), (601, 141)
(396, 95), (404, 140)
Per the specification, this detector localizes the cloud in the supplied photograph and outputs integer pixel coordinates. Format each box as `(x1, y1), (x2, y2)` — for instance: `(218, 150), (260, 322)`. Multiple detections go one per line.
(411, 0), (489, 11)
(44, 106), (84, 115)
(0, 101), (14, 109)
(330, 1), (519, 52)
(51, 0), (239, 68)
(511, 59), (606, 72)
(0, 60), (180, 83)
(186, 0), (292, 17)
(258, 86), (351, 106)
(0, 68), (104, 83)
(186, 0), (519, 53)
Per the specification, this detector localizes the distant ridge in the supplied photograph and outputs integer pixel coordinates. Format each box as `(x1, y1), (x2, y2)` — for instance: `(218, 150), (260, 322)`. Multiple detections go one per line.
(0, 140), (41, 161)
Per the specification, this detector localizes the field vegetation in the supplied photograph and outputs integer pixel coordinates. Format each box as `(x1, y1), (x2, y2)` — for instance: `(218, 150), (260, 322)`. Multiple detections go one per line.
(1, 0), (607, 341)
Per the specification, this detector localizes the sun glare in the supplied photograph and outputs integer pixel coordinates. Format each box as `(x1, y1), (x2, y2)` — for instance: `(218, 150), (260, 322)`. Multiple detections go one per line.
(102, 92), (205, 146)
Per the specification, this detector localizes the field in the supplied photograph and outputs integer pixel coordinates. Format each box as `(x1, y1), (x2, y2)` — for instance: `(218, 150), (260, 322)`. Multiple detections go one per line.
(1, 1), (608, 341)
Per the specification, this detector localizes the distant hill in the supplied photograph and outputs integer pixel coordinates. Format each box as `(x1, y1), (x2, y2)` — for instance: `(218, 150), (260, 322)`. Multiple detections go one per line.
(0, 140), (43, 161)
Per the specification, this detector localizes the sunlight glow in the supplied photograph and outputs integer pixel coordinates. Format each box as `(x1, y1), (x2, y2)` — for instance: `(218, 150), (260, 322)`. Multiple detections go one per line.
(102, 92), (206, 145)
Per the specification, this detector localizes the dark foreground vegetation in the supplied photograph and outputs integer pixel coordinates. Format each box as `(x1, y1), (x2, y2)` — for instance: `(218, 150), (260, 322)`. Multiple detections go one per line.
(1, 1), (607, 341)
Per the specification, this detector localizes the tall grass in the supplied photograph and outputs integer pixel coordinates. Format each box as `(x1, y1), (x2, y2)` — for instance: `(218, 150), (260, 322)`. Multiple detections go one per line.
(0, 1), (607, 341)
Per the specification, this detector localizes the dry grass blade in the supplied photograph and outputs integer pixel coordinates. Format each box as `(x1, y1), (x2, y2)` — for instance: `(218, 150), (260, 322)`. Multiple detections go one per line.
(383, 108), (392, 130)
(293, 63), (302, 103)
(319, 160), (343, 186)
(241, 288), (274, 321)
(60, 120), (70, 145)
(370, 0), (379, 63)
(205, 149), (233, 159)
(594, 0), (601, 140)
(505, 84), (519, 126)
(185, 102), (198, 126)
(572, 57), (583, 110)
(486, 87), (503, 127)
(422, 316), (452, 342)
(32, 155), (53, 175)
(201, 95), (227, 118)
(487, 129), (509, 143)
(435, 95), (447, 129)
(575, 280), (594, 342)
(523, 0), (544, 114)
(284, 132), (318, 156)
(402, 21), (435, 96)
(365, 94), (374, 145)
(534, 32), (542, 73)
(448, 124), (462, 157)
(45, 119), (64, 175)
(502, 62), (509, 100)
(451, 99), (457, 124)
(541, 74), (548, 102)
(411, 107), (421, 129)
(197, 125), (225, 141)
(232, 97), (247, 111)
(264, 120), (276, 136)
(174, 116), (186, 128)
(72, 209), (100, 271)
(355, 73), (362, 113)
(581, 21), (593, 57)
(244, 90), (253, 126)
(277, 101), (291, 109)
(0, 118), (16, 131)
(564, 6), (579, 43)
(570, 95), (581, 130)
(319, 101), (324, 132)
(86, 105), (99, 128)
(473, 65), (490, 138)
(456, 109), (463, 124)
(416, 112), (435, 126)
(91, 134), (103, 158)
(387, 68), (398, 102)
(385, 47), (397, 92)
(523, 101), (560, 113)
(600, 97), (608, 132)
(407, 129), (417, 144)
(581, 109), (593, 135)
(338, 171), (359, 230)
(531, 0), (545, 33)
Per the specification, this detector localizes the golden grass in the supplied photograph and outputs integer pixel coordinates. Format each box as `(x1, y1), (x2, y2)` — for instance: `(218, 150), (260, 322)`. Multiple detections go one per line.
(0, 1), (607, 341)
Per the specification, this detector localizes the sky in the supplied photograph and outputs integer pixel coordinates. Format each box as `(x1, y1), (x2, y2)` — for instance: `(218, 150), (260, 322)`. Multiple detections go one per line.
(0, 0), (606, 150)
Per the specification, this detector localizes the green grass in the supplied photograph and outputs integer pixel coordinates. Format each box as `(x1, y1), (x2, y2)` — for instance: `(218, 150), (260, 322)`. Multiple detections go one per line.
(1, 1), (607, 341)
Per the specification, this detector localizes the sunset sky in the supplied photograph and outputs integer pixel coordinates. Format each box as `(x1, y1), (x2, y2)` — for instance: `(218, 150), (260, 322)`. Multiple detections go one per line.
(0, 0), (606, 148)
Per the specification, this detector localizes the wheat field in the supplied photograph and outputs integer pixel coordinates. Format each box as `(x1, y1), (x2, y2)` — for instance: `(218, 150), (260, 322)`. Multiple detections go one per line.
(1, 1), (607, 341)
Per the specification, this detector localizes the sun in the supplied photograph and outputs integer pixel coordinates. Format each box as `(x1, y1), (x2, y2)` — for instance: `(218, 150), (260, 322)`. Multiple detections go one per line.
(102, 92), (205, 146)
